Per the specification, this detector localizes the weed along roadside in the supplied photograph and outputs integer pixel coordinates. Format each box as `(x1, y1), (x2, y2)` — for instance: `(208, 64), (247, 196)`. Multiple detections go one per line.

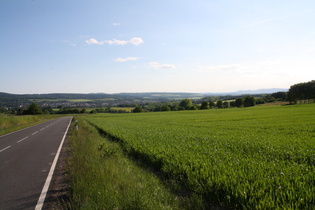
(74, 119), (78, 131)
(68, 117), (187, 209)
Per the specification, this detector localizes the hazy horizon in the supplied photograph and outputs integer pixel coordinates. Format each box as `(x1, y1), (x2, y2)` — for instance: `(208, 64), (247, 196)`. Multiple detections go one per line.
(1, 1), (314, 94)
(1, 88), (288, 95)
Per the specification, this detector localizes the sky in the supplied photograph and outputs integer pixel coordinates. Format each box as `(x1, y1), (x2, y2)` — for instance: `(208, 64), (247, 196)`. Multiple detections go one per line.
(1, 0), (315, 94)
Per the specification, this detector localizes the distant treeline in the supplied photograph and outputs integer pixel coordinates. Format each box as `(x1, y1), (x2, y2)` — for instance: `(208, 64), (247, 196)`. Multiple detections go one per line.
(131, 92), (287, 113)
(287, 80), (315, 104)
(1, 80), (314, 115)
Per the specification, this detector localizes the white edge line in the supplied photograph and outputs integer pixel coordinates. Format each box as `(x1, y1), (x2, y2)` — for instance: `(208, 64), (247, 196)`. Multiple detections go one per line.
(35, 117), (72, 210)
(0, 145), (11, 153)
(0, 118), (60, 138)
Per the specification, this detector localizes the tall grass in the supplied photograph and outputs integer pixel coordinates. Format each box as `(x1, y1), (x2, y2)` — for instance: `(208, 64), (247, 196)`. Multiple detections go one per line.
(68, 118), (186, 209)
(0, 114), (58, 136)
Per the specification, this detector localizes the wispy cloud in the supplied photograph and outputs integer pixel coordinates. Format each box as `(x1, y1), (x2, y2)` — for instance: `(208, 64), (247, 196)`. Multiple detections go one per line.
(198, 64), (257, 74)
(112, 23), (121, 26)
(115, 57), (140, 62)
(147, 62), (176, 70)
(85, 38), (103, 45)
(245, 9), (315, 28)
(85, 37), (144, 46)
(199, 64), (243, 73)
(198, 60), (295, 75)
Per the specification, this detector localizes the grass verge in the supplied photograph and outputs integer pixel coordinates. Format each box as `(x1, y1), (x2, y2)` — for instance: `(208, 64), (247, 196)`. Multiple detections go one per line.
(0, 114), (59, 136)
(68, 117), (188, 209)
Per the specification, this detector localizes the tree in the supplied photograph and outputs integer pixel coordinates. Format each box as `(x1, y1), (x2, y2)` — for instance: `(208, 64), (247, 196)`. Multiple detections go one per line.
(263, 96), (275, 103)
(23, 103), (42, 115)
(235, 98), (244, 107)
(209, 101), (215, 109)
(190, 105), (198, 110)
(133, 106), (143, 113)
(244, 96), (256, 107)
(200, 101), (209, 109)
(216, 100), (223, 108)
(223, 101), (230, 108)
(287, 80), (315, 104)
(256, 98), (265, 105)
(42, 106), (53, 114)
(271, 92), (287, 101)
(179, 99), (192, 110)
(161, 105), (171, 111)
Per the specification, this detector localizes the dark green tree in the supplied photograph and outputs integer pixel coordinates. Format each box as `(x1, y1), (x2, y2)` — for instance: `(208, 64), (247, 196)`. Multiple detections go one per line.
(216, 100), (223, 108)
(287, 80), (315, 104)
(244, 96), (256, 107)
(264, 96), (275, 103)
(179, 99), (192, 110)
(161, 105), (171, 111)
(23, 103), (42, 115)
(190, 105), (198, 110)
(223, 101), (230, 108)
(271, 92), (287, 101)
(256, 98), (265, 105)
(209, 101), (215, 109)
(235, 98), (244, 107)
(200, 101), (210, 109)
(133, 106), (143, 113)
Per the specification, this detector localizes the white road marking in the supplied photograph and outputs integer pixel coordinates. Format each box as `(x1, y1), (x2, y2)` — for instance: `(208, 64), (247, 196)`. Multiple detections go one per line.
(17, 136), (29, 143)
(0, 119), (59, 138)
(0, 145), (11, 153)
(35, 117), (72, 210)
(40, 128), (45, 131)
(32, 131), (39, 135)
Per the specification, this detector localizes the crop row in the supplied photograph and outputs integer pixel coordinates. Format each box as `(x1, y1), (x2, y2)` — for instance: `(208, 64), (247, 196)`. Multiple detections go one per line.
(86, 104), (315, 209)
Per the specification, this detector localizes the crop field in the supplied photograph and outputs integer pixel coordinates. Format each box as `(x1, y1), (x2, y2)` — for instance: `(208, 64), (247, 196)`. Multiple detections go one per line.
(85, 104), (315, 209)
(110, 107), (134, 112)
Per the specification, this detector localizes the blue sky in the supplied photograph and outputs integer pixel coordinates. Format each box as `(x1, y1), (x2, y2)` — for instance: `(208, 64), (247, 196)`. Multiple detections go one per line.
(1, 0), (315, 94)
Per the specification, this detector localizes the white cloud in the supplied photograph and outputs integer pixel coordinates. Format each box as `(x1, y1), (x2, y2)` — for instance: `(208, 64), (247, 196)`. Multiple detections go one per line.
(85, 38), (104, 45)
(85, 37), (144, 46)
(115, 57), (140, 62)
(148, 62), (176, 70)
(198, 59), (312, 76)
(112, 23), (121, 26)
(104, 39), (129, 45)
(198, 64), (253, 74)
(244, 9), (315, 28)
(129, 37), (144, 45)
(199, 64), (242, 72)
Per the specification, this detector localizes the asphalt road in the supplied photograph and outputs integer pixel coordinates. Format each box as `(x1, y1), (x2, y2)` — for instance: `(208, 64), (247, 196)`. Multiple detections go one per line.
(0, 116), (72, 210)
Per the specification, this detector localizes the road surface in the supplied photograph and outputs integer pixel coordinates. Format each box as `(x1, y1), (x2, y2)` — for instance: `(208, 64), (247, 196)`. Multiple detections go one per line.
(0, 116), (72, 210)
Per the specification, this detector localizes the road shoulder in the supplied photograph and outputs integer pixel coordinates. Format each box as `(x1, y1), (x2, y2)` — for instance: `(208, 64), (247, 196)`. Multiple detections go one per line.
(43, 132), (71, 210)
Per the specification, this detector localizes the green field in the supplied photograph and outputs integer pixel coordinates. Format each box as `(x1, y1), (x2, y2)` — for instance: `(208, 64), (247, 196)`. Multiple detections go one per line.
(0, 114), (59, 136)
(84, 104), (315, 209)
(110, 107), (134, 112)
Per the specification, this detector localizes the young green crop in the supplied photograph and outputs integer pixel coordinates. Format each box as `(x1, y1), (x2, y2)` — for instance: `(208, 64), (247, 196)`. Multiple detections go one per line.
(86, 104), (315, 209)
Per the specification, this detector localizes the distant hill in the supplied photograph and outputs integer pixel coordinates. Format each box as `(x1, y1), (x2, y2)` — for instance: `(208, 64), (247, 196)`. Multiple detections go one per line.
(0, 88), (288, 108)
(204, 88), (288, 96)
